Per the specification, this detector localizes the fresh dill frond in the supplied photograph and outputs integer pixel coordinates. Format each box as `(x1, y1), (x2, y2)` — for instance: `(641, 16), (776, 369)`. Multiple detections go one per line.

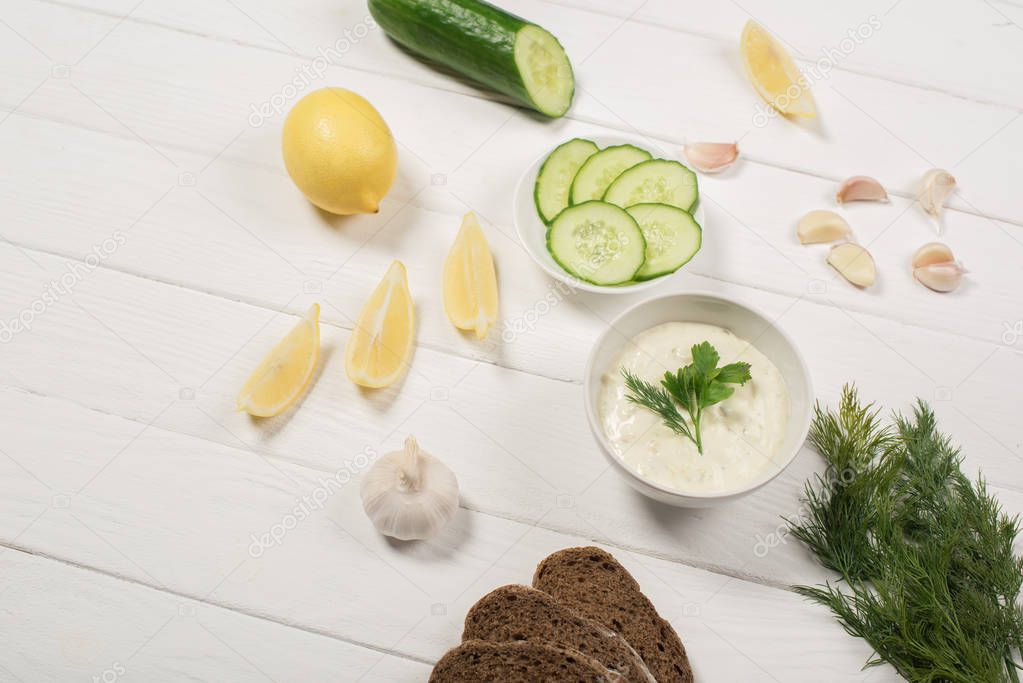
(790, 385), (1023, 682)
(622, 368), (695, 443)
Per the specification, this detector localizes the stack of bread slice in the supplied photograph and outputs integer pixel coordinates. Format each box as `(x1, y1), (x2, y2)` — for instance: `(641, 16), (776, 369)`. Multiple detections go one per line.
(430, 546), (693, 682)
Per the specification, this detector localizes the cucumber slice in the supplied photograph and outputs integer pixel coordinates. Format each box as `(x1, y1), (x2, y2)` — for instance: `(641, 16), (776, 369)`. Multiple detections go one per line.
(626, 203), (702, 280)
(603, 159), (699, 212)
(534, 138), (599, 223)
(515, 25), (575, 117)
(547, 201), (645, 285)
(569, 144), (652, 205)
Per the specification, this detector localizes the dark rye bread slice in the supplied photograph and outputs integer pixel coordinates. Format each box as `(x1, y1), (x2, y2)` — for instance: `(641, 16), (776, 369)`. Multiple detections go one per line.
(429, 640), (621, 682)
(463, 585), (655, 683)
(533, 547), (694, 683)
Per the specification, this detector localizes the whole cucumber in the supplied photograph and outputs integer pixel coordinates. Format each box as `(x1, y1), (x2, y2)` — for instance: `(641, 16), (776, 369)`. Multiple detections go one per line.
(368, 0), (575, 117)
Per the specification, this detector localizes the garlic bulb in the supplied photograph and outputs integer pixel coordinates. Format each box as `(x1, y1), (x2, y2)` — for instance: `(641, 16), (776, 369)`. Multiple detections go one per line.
(360, 436), (459, 541)
(683, 142), (739, 173)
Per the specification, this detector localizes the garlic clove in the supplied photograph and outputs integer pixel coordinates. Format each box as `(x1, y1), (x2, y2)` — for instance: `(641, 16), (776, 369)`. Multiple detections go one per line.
(683, 142), (739, 174)
(360, 436), (459, 541)
(914, 262), (964, 293)
(827, 242), (876, 288)
(918, 168), (956, 220)
(911, 242), (955, 268)
(836, 176), (888, 203)
(909, 242), (964, 292)
(797, 210), (852, 244)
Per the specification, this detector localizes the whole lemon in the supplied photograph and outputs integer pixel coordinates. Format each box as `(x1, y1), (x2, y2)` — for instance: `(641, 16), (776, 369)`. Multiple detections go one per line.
(282, 88), (398, 215)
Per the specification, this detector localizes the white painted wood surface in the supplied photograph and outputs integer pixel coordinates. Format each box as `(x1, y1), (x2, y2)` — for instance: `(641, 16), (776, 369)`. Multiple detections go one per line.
(1, 0), (1020, 680)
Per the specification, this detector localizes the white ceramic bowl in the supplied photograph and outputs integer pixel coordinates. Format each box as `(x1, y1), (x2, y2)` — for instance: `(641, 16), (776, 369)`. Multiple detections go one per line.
(583, 292), (813, 507)
(513, 135), (706, 295)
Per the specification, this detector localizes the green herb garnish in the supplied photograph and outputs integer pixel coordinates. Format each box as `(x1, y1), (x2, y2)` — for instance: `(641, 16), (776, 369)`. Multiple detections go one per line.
(622, 341), (751, 454)
(790, 385), (1023, 682)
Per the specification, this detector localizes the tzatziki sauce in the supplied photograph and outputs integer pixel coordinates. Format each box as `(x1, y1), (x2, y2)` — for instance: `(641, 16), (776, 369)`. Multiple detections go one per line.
(599, 322), (789, 493)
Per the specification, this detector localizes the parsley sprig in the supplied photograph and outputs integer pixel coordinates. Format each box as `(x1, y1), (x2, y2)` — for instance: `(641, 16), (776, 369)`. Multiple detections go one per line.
(621, 341), (751, 454)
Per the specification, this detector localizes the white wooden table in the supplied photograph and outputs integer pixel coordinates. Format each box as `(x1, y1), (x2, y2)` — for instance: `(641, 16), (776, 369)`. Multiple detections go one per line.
(2, 0), (1021, 680)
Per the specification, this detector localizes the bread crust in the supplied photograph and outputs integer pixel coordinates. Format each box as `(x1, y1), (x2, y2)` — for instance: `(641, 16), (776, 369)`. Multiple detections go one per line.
(533, 547), (694, 683)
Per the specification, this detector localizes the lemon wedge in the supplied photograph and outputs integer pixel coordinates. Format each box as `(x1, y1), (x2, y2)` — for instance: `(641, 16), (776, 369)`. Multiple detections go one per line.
(237, 304), (320, 417)
(345, 261), (415, 388)
(443, 212), (499, 339)
(740, 20), (816, 118)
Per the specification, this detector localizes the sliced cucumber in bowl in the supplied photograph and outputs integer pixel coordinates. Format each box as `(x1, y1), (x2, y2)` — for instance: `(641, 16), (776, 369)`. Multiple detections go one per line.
(626, 203), (702, 280)
(604, 159), (699, 212)
(515, 135), (706, 293)
(534, 138), (599, 224)
(546, 201), (646, 286)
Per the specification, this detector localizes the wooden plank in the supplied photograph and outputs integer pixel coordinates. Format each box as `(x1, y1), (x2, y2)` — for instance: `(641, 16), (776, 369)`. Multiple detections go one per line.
(0, 242), (1019, 589)
(0, 547), (430, 682)
(40, 0), (1023, 109)
(1, 95), (1019, 355)
(8, 0), (1021, 224)
(0, 387), (907, 681)
(2, 3), (1019, 679)
(543, 0), (1023, 109)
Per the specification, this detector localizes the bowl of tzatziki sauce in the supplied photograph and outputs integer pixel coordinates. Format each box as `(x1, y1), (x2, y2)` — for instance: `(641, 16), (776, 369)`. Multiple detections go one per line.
(584, 292), (813, 507)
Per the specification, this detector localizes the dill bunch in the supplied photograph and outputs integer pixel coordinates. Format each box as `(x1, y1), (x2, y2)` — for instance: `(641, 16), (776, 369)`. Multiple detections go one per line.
(789, 385), (1023, 682)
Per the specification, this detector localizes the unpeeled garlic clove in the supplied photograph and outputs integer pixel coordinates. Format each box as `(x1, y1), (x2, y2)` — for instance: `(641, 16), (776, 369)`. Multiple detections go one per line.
(827, 242), (876, 288)
(918, 168), (956, 220)
(683, 142), (739, 173)
(914, 262), (964, 293)
(910, 241), (964, 292)
(797, 210), (852, 244)
(360, 436), (459, 541)
(836, 176), (888, 203)
(911, 242), (955, 268)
